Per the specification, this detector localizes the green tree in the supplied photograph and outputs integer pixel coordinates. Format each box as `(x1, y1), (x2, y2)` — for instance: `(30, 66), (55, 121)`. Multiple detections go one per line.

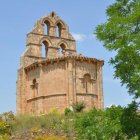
(95, 0), (140, 98)
(74, 107), (127, 140)
(121, 101), (140, 139)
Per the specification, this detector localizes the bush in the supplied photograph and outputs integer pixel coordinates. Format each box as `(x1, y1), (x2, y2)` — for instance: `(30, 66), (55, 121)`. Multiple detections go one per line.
(11, 113), (65, 135)
(64, 108), (72, 116)
(74, 102), (140, 140)
(0, 102), (139, 139)
(74, 106), (138, 140)
(72, 102), (85, 112)
(0, 111), (14, 135)
(0, 134), (10, 140)
(0, 121), (10, 135)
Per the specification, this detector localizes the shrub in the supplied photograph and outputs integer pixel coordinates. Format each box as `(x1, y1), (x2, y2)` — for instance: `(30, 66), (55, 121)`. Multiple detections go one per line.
(74, 107), (126, 140)
(0, 134), (10, 140)
(0, 111), (14, 135)
(0, 121), (10, 135)
(72, 102), (85, 112)
(64, 108), (72, 116)
(10, 113), (66, 136)
(1, 102), (139, 139)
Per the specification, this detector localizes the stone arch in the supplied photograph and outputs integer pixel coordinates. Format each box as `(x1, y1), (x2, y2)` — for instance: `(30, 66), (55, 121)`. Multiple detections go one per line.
(57, 40), (69, 49)
(84, 73), (91, 79)
(40, 37), (52, 57)
(44, 20), (50, 35)
(42, 17), (54, 26)
(55, 20), (66, 37)
(55, 20), (66, 29)
(57, 41), (69, 56)
(42, 18), (54, 35)
(56, 23), (62, 37)
(42, 41), (49, 57)
(39, 37), (52, 46)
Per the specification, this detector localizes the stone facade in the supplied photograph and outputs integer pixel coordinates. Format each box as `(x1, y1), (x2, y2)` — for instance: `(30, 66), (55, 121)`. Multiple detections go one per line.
(16, 12), (104, 115)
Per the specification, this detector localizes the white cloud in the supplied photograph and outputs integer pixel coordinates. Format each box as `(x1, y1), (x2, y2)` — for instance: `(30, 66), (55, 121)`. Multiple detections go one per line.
(71, 33), (96, 42)
(71, 33), (86, 42)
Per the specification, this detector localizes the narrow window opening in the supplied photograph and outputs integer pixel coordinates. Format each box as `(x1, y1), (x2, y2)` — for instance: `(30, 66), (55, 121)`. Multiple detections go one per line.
(42, 41), (49, 57)
(44, 20), (50, 35)
(56, 23), (62, 37)
(59, 43), (66, 56)
(44, 24), (48, 35)
(42, 43), (46, 57)
(56, 26), (59, 37)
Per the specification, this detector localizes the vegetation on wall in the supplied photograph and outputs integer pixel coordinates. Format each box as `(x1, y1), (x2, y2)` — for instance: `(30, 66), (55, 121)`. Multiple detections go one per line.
(72, 101), (85, 113)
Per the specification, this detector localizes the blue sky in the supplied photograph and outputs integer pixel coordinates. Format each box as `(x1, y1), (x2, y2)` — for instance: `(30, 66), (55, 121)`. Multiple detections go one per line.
(0, 0), (134, 113)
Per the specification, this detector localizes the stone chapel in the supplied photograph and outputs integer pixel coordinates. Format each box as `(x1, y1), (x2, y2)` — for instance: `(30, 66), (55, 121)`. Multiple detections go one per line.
(16, 12), (104, 114)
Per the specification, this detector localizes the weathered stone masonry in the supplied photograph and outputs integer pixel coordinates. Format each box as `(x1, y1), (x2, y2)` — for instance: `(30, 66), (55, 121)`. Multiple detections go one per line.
(16, 12), (104, 115)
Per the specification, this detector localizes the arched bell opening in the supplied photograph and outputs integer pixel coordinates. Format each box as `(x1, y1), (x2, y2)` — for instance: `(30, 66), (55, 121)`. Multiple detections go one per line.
(44, 20), (51, 35)
(59, 43), (66, 56)
(56, 22), (62, 37)
(41, 40), (49, 57)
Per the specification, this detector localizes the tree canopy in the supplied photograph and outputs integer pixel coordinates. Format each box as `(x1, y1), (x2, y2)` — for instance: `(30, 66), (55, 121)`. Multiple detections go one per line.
(95, 0), (140, 98)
